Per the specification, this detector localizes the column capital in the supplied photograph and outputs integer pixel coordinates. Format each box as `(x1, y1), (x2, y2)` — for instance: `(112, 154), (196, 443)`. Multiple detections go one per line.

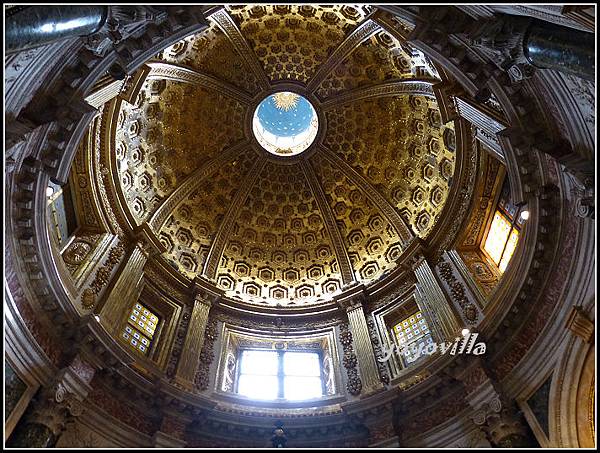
(565, 305), (594, 342)
(465, 378), (533, 447)
(336, 283), (367, 312)
(192, 276), (223, 306)
(133, 222), (167, 257)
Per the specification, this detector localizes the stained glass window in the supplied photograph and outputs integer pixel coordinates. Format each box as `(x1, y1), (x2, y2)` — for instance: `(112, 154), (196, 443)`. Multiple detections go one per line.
(121, 302), (159, 356)
(237, 350), (323, 401)
(393, 311), (434, 364)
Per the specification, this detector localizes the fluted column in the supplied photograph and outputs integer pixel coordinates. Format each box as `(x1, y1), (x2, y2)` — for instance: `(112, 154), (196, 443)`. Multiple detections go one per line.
(174, 282), (219, 390)
(412, 255), (462, 342)
(338, 288), (384, 395)
(98, 224), (165, 336)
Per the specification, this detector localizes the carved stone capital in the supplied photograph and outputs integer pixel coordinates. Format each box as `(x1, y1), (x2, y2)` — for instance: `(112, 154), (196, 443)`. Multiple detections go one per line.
(336, 284), (367, 313)
(466, 379), (532, 447)
(565, 306), (594, 342)
(133, 222), (167, 257)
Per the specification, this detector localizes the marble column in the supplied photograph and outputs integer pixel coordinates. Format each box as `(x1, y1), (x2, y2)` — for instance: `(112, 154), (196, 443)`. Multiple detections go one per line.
(412, 255), (462, 342)
(174, 287), (217, 390)
(338, 288), (384, 395)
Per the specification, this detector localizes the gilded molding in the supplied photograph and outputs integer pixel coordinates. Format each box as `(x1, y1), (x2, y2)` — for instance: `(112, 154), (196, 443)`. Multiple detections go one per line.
(301, 160), (355, 286)
(322, 79), (435, 111)
(146, 61), (253, 105)
(306, 18), (381, 92)
(202, 156), (267, 279)
(319, 145), (414, 245)
(147, 140), (249, 232)
(210, 8), (271, 90)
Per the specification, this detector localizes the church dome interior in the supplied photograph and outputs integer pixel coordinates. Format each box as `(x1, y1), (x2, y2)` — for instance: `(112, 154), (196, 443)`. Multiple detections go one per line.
(4, 4), (596, 449)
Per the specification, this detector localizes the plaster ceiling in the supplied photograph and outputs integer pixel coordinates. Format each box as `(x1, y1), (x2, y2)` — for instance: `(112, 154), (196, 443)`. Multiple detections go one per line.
(112, 5), (457, 307)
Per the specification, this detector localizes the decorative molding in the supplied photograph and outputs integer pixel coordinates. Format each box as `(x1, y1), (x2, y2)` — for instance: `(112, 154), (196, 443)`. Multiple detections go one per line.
(193, 316), (218, 392)
(339, 322), (362, 396)
(321, 79), (435, 110)
(209, 8), (271, 90)
(306, 18), (381, 92)
(301, 160), (355, 286)
(318, 145), (414, 245)
(148, 140), (249, 232)
(146, 61), (253, 105)
(201, 156), (266, 279)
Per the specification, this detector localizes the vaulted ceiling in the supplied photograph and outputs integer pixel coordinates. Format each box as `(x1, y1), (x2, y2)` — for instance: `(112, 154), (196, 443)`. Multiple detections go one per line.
(112, 5), (457, 307)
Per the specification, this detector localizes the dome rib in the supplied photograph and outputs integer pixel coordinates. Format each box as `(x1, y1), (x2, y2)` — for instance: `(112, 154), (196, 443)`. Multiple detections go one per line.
(306, 18), (380, 92)
(210, 8), (271, 90)
(318, 145), (414, 245)
(300, 159), (356, 286)
(148, 140), (250, 232)
(146, 61), (254, 104)
(321, 79), (437, 111)
(202, 156), (268, 279)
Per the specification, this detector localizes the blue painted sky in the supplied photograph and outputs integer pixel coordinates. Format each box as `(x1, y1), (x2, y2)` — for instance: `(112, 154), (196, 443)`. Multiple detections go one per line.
(256, 94), (313, 137)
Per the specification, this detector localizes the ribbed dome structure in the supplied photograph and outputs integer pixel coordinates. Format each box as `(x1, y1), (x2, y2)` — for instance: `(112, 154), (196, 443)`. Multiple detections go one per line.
(112, 5), (454, 307)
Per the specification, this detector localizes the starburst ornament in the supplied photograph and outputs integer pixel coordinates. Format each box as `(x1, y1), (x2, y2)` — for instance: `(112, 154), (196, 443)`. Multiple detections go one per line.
(272, 92), (300, 111)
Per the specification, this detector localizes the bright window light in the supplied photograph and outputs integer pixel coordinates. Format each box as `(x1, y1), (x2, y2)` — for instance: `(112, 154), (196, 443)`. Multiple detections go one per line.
(237, 374), (279, 400)
(240, 350), (278, 375)
(236, 350), (324, 401)
(284, 376), (323, 400)
(484, 211), (511, 264)
(283, 352), (320, 377)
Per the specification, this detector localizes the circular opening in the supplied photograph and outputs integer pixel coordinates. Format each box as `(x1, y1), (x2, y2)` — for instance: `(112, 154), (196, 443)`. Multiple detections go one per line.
(253, 92), (318, 157)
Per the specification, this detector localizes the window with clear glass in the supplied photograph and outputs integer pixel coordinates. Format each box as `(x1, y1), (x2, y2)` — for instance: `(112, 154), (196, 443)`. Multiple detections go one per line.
(483, 178), (523, 273)
(236, 349), (324, 401)
(392, 311), (434, 364)
(121, 302), (159, 356)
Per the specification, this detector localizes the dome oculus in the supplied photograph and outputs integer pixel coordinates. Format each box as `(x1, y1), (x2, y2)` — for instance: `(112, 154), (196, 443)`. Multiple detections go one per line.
(253, 92), (318, 156)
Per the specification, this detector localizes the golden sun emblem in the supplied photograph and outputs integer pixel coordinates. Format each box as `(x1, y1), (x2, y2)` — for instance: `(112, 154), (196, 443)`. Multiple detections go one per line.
(272, 92), (300, 111)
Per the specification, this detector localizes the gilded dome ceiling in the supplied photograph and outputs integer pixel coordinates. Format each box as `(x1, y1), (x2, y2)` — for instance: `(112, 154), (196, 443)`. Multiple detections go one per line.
(113, 4), (457, 307)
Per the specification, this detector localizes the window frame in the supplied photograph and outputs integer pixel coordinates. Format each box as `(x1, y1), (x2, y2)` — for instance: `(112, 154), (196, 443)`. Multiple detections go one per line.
(482, 181), (525, 272)
(121, 301), (161, 357)
(234, 348), (326, 401)
(391, 309), (434, 366)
